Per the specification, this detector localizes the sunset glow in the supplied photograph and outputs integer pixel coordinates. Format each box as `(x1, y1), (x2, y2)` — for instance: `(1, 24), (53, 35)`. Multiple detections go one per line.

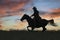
(0, 0), (60, 31)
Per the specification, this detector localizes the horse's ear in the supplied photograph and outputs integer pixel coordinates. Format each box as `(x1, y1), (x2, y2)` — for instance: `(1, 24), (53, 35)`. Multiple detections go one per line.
(24, 14), (27, 16)
(24, 14), (29, 16)
(23, 14), (26, 16)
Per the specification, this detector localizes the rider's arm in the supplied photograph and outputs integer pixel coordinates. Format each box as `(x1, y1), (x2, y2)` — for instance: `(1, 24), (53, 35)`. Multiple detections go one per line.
(31, 13), (35, 17)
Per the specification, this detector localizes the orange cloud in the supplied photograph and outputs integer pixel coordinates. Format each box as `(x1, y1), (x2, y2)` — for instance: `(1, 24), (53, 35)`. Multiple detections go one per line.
(10, 2), (25, 11)
(49, 8), (60, 18)
(0, 9), (6, 14)
(43, 8), (60, 18)
(49, 8), (60, 12)
(41, 8), (60, 19)
(0, 0), (31, 17)
(41, 13), (60, 19)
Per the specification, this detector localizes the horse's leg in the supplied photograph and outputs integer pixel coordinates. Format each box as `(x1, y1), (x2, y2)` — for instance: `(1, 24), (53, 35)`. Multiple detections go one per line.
(31, 27), (34, 31)
(42, 26), (46, 32)
(27, 26), (30, 31)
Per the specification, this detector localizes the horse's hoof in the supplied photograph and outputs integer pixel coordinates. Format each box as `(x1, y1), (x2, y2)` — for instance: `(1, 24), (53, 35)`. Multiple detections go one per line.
(42, 30), (46, 32)
(28, 30), (34, 32)
(28, 30), (30, 32)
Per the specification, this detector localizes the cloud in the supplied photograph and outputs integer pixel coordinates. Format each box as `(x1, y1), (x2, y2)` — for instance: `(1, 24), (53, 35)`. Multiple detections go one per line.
(49, 8), (60, 12)
(48, 8), (60, 18)
(41, 12), (60, 19)
(41, 8), (60, 19)
(50, 12), (60, 18)
(0, 0), (32, 16)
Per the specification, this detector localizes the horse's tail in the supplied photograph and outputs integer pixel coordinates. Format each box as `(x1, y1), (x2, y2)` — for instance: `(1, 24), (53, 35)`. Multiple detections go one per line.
(49, 19), (57, 26)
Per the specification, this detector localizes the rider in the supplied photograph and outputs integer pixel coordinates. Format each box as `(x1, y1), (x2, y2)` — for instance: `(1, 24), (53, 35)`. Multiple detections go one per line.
(31, 7), (42, 25)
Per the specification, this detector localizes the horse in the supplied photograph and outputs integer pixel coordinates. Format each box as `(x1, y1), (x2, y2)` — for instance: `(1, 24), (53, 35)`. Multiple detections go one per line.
(20, 14), (57, 32)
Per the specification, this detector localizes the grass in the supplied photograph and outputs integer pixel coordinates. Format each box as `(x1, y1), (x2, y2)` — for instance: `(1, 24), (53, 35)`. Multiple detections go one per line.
(0, 30), (60, 40)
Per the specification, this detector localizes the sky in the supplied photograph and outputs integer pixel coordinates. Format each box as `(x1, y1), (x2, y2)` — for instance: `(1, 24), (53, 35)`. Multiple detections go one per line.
(0, 0), (60, 16)
(0, 0), (60, 31)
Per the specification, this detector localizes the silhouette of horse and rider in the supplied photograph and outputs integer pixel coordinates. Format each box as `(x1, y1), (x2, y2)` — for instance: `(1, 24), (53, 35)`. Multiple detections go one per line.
(21, 7), (57, 32)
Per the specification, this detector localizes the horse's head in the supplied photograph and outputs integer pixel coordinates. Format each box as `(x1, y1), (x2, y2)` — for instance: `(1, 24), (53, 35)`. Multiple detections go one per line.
(20, 14), (29, 21)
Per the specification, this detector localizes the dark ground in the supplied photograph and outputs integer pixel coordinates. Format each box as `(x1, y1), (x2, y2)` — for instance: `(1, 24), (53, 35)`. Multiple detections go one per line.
(0, 30), (60, 40)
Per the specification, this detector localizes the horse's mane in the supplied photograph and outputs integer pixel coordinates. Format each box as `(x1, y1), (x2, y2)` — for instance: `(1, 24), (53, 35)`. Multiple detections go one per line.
(24, 14), (29, 17)
(24, 14), (32, 19)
